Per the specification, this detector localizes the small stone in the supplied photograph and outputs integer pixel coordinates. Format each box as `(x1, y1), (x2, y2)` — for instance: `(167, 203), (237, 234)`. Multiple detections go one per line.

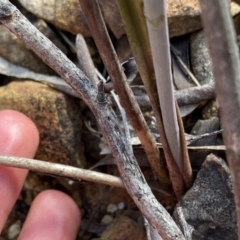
(117, 202), (125, 210)
(100, 215), (147, 240)
(190, 30), (214, 85)
(106, 203), (118, 213)
(18, 0), (90, 36)
(99, 0), (125, 39)
(8, 221), (21, 239)
(173, 154), (237, 240)
(190, 117), (220, 146)
(101, 215), (114, 225)
(202, 100), (219, 120)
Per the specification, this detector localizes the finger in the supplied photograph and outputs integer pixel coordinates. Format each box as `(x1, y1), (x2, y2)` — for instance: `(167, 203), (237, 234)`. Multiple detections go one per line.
(0, 110), (39, 231)
(18, 190), (81, 240)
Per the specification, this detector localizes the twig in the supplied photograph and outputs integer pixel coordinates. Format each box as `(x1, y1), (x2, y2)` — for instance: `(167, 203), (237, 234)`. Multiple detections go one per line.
(145, 217), (163, 240)
(76, 33), (99, 87)
(175, 82), (215, 106)
(0, 155), (123, 188)
(186, 129), (223, 145)
(111, 90), (132, 147)
(57, 29), (77, 52)
(0, 55), (79, 98)
(0, 54), (214, 108)
(170, 45), (201, 87)
(173, 206), (193, 240)
(176, 102), (192, 189)
(199, 0), (240, 236)
(0, 1), (184, 238)
(79, 0), (170, 186)
(134, 81), (215, 109)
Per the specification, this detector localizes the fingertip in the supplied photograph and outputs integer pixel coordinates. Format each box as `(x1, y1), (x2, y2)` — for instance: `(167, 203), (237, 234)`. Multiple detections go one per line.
(0, 110), (39, 230)
(19, 190), (81, 240)
(0, 110), (39, 158)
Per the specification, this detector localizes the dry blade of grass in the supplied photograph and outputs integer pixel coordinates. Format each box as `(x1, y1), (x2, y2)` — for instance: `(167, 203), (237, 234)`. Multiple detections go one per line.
(117, 0), (188, 199)
(143, 0), (192, 195)
(76, 33), (99, 87)
(0, 155), (124, 188)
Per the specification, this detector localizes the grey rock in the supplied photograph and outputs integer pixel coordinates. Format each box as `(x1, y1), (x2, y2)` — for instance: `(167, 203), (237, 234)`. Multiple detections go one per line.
(173, 154), (237, 240)
(190, 30), (214, 85)
(190, 117), (220, 146)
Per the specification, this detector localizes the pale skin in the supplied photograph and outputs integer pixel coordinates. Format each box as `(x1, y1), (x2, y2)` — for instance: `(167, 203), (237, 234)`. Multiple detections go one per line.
(0, 110), (81, 239)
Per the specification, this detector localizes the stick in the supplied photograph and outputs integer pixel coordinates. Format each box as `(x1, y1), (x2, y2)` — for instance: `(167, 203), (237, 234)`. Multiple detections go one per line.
(199, 0), (240, 237)
(0, 155), (124, 188)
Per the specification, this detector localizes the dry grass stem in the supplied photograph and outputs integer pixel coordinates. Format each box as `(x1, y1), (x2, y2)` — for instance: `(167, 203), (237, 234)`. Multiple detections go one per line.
(199, 0), (240, 236)
(76, 34), (99, 87)
(0, 154), (124, 188)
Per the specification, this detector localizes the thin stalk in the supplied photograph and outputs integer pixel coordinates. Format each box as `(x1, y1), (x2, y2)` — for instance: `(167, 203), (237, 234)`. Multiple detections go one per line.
(79, 0), (170, 186)
(143, 0), (192, 194)
(0, 155), (123, 188)
(199, 0), (240, 236)
(144, 0), (179, 173)
(76, 34), (99, 87)
(117, 0), (192, 198)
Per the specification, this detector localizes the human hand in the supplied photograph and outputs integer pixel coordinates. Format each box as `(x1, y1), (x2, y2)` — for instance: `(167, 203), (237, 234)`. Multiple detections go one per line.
(0, 110), (81, 239)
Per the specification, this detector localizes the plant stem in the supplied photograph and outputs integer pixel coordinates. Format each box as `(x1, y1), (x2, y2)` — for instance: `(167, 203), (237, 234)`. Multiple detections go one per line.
(199, 0), (240, 236)
(0, 155), (124, 188)
(76, 34), (99, 87)
(143, 0), (192, 195)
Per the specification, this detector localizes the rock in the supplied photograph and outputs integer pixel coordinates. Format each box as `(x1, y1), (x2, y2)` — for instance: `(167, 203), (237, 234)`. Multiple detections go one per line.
(231, 1), (240, 35)
(117, 202), (125, 210)
(0, 80), (85, 167)
(173, 154), (237, 240)
(167, 0), (202, 37)
(106, 203), (118, 213)
(168, 0), (240, 37)
(190, 30), (214, 85)
(0, 19), (66, 75)
(115, 35), (132, 63)
(190, 1), (240, 85)
(101, 215), (114, 225)
(18, 0), (124, 38)
(18, 0), (90, 36)
(202, 100), (219, 120)
(100, 215), (147, 240)
(7, 220), (21, 239)
(190, 117), (220, 146)
(99, 0), (125, 39)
